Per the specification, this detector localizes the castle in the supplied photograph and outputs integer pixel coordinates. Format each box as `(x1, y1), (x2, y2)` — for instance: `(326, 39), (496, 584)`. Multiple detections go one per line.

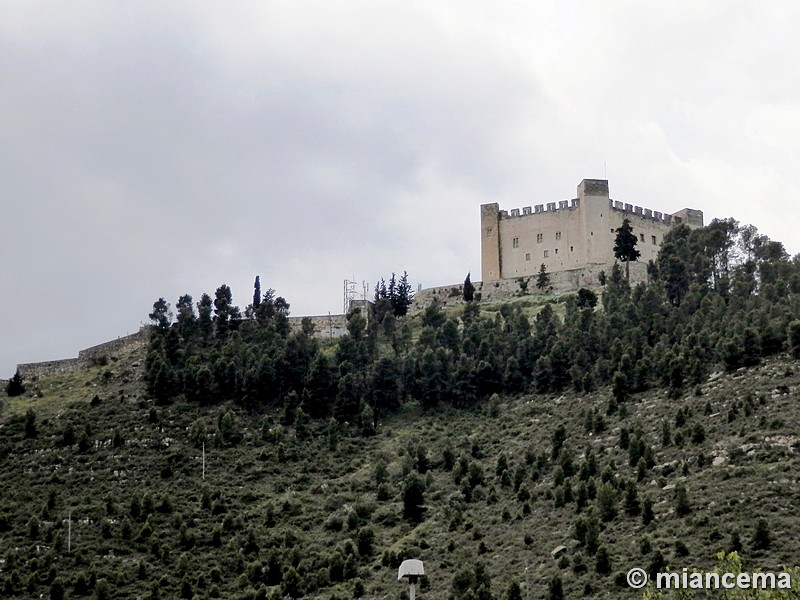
(481, 179), (704, 282)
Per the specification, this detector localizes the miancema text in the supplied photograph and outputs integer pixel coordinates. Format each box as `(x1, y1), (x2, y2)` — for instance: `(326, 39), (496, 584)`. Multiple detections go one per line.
(657, 569), (792, 590)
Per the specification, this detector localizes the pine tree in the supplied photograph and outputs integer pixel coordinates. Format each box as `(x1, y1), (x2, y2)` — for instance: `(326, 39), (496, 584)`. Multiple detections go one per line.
(402, 474), (426, 523)
(148, 298), (172, 331)
(752, 518), (771, 550)
(463, 272), (475, 302)
(252, 275), (261, 310)
(536, 263), (551, 291)
(546, 574), (564, 600)
(504, 581), (523, 600)
(393, 271), (415, 317)
(789, 320), (800, 359)
(614, 218), (641, 280)
(6, 369), (25, 397)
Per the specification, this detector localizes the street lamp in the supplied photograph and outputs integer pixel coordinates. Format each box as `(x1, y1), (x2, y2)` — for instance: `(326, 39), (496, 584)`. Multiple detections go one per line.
(398, 559), (425, 599)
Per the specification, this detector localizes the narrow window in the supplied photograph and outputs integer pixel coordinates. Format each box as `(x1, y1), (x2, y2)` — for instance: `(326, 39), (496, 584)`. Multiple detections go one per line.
(486, 227), (493, 237)
(536, 233), (543, 243)
(512, 237), (519, 248)
(525, 253), (531, 261)
(555, 231), (562, 240)
(555, 248), (558, 254)
(652, 235), (657, 245)
(570, 246), (574, 252)
(640, 233), (645, 242)
(543, 250), (549, 258)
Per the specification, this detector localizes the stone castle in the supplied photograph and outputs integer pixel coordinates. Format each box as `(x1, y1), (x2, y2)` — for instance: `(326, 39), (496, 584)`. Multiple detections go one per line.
(480, 179), (704, 282)
(11, 180), (706, 379)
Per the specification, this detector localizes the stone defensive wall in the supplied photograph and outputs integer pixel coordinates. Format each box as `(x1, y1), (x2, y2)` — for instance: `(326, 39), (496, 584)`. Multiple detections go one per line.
(287, 300), (374, 341)
(497, 197), (580, 219)
(15, 302), (375, 381)
(287, 314), (349, 340)
(17, 327), (149, 380)
(414, 262), (649, 310)
(498, 196), (699, 224)
(78, 328), (150, 362)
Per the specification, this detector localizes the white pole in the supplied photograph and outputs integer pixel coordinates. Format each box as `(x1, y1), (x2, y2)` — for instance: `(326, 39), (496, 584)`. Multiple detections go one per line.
(202, 442), (205, 481)
(409, 583), (416, 600)
(67, 510), (71, 553)
(525, 563), (529, 600)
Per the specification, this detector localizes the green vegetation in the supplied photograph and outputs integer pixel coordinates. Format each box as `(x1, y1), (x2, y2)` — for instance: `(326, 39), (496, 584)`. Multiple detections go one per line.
(1, 217), (800, 598)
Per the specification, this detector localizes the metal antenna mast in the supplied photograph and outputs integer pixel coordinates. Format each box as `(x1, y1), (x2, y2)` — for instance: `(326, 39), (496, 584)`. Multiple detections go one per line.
(343, 279), (357, 314)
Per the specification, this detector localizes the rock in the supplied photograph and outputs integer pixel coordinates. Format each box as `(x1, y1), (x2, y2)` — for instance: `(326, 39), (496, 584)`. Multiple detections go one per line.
(712, 456), (728, 467)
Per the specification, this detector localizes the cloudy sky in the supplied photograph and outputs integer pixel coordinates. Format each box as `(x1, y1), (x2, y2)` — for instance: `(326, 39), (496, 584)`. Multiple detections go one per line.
(3, 1), (800, 376)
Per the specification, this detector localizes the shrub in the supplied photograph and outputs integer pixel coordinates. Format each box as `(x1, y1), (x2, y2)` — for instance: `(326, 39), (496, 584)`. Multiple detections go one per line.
(752, 518), (771, 551)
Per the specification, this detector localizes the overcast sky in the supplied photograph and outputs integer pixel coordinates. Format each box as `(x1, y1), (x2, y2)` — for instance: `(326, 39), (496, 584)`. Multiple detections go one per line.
(3, 1), (800, 376)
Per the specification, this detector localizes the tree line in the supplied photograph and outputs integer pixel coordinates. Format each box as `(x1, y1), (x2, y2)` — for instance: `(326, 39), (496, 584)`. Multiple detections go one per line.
(144, 218), (800, 427)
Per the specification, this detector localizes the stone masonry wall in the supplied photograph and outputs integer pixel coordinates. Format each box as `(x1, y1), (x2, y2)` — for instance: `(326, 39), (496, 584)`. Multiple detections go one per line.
(414, 262), (648, 310)
(287, 314), (349, 340)
(17, 327), (149, 380)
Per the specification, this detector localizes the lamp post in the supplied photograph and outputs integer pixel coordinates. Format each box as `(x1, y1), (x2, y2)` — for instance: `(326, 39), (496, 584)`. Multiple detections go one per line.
(398, 559), (425, 600)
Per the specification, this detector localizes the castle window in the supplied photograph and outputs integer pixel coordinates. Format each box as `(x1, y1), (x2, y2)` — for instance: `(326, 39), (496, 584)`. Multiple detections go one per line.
(486, 227), (493, 237)
(640, 234), (645, 242)
(555, 231), (562, 240)
(555, 248), (558, 254)
(652, 235), (657, 245)
(611, 229), (615, 233)
(525, 253), (531, 261)
(570, 246), (574, 252)
(543, 250), (549, 258)
(512, 237), (519, 248)
(536, 233), (543, 243)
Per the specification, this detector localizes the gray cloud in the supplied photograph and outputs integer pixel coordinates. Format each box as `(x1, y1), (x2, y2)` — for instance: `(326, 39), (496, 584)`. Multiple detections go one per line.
(2, 1), (799, 376)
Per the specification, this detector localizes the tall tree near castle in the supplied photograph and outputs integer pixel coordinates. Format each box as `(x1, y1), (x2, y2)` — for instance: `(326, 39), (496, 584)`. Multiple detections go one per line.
(253, 276), (261, 309)
(378, 272), (416, 318)
(463, 272), (475, 302)
(536, 263), (551, 292)
(614, 218), (641, 280)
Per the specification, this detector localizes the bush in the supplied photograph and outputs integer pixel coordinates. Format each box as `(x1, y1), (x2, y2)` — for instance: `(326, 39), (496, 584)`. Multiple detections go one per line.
(402, 475), (426, 524)
(751, 518), (771, 551)
(24, 409), (36, 438)
(6, 370), (25, 397)
(789, 320), (800, 359)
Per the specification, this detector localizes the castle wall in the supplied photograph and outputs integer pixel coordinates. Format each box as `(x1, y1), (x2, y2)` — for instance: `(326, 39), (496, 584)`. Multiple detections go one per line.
(78, 329), (149, 363)
(497, 200), (584, 278)
(287, 314), (349, 340)
(414, 262), (650, 309)
(480, 204), (502, 281)
(17, 358), (84, 380)
(481, 179), (704, 283)
(17, 327), (149, 380)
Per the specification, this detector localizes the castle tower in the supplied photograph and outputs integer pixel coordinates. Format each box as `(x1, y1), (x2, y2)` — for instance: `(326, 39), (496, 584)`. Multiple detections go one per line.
(578, 179), (611, 266)
(480, 203), (502, 281)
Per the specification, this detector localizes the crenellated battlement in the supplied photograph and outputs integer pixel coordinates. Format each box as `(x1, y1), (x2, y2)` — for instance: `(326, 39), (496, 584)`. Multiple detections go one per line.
(499, 198), (580, 219)
(609, 199), (674, 224)
(608, 199), (704, 227)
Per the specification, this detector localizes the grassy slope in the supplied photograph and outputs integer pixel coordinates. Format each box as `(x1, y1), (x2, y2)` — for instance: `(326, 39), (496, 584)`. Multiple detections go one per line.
(1, 306), (799, 599)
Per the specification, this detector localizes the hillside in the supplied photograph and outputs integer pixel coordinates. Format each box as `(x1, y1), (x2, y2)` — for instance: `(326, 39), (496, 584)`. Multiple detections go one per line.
(1, 322), (800, 599)
(4, 219), (800, 599)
